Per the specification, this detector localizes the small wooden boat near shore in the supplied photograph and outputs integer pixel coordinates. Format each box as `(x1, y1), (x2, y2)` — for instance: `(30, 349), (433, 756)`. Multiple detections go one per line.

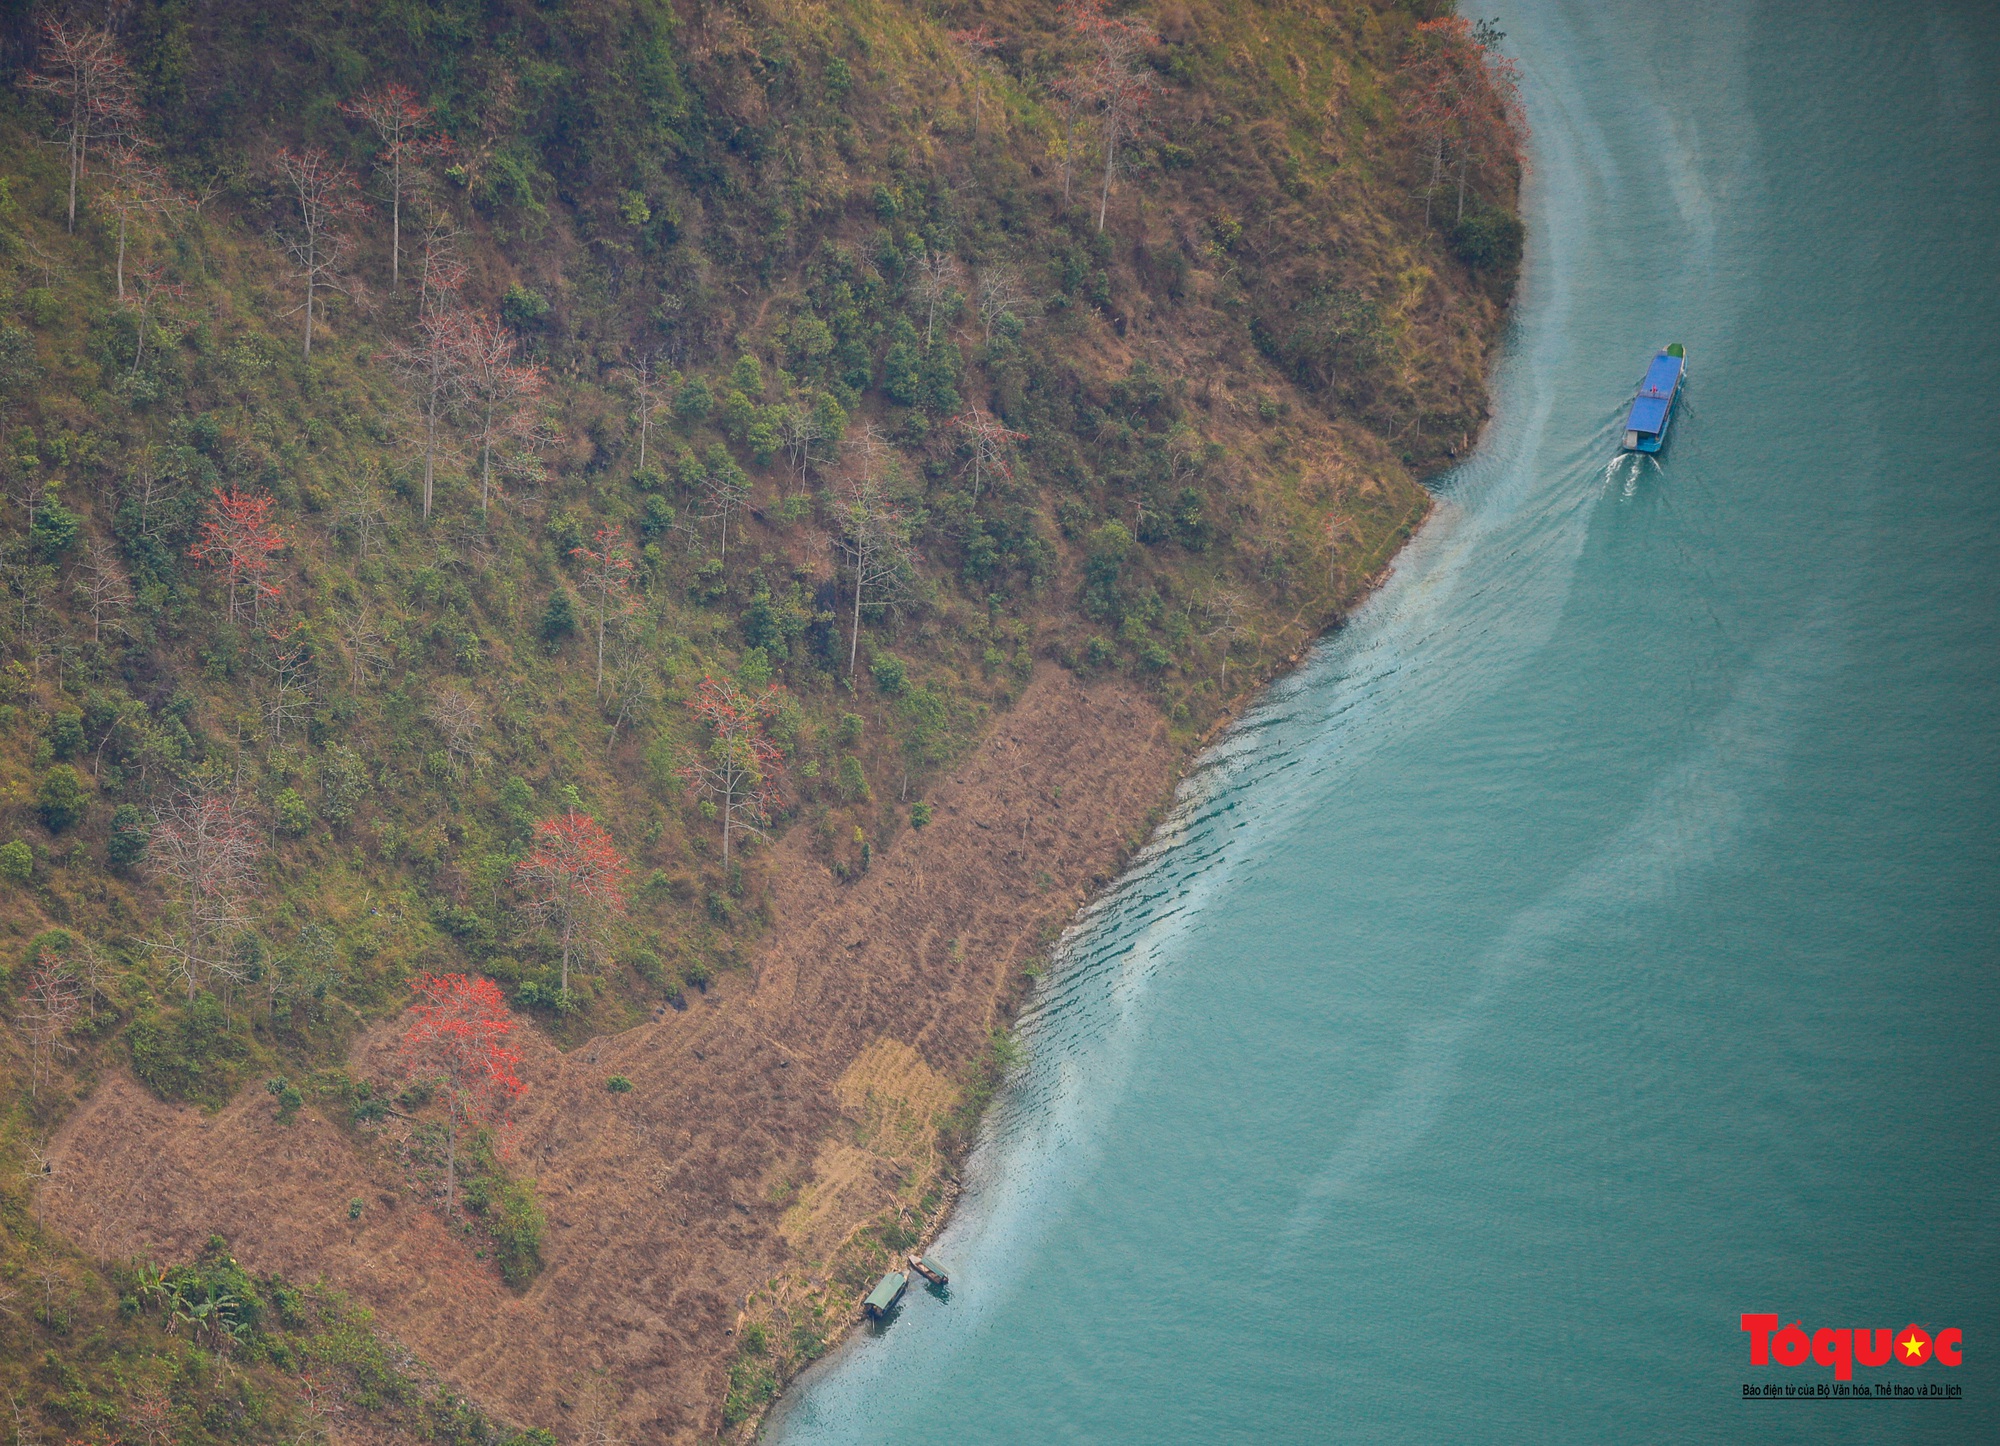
(862, 1270), (908, 1319)
(907, 1253), (950, 1286)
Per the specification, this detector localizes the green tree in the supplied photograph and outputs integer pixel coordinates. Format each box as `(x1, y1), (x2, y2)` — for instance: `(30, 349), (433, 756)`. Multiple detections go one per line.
(37, 765), (88, 832)
(48, 708), (84, 760)
(274, 788), (311, 836)
(0, 840), (31, 883)
(108, 803), (149, 867)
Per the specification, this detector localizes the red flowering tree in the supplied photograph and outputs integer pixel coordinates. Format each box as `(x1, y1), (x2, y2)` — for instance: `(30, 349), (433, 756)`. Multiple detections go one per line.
(515, 811), (629, 992)
(678, 677), (785, 868)
(340, 83), (450, 291)
(1064, 1), (1159, 231)
(188, 489), (285, 621)
(398, 973), (524, 1213)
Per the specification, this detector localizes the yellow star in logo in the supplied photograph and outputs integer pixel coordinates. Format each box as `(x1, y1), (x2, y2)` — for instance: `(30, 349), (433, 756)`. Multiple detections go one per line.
(1901, 1334), (1925, 1360)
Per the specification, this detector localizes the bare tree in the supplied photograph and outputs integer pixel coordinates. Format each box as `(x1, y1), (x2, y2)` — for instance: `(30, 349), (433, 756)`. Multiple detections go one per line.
(69, 936), (111, 1023)
(570, 529), (636, 694)
(130, 446), (178, 540)
(831, 462), (917, 676)
(776, 402), (826, 491)
(914, 247), (963, 347)
(699, 458), (750, 568)
(952, 408), (1029, 501)
(122, 258), (185, 379)
(627, 354), (670, 475)
(18, 18), (141, 233)
(677, 678), (785, 868)
(145, 785), (262, 1002)
(1203, 588), (1248, 693)
(424, 684), (485, 770)
(457, 312), (548, 513)
(273, 149), (361, 358)
(414, 211), (468, 318)
(123, 1378), (176, 1446)
(331, 608), (387, 686)
(261, 622), (314, 752)
(102, 143), (179, 303)
(334, 471), (386, 554)
(14, 957), (81, 1099)
(602, 654), (660, 743)
(977, 266), (1036, 340)
(385, 309), (471, 520)
(76, 537), (132, 643)
(1077, 12), (1160, 232)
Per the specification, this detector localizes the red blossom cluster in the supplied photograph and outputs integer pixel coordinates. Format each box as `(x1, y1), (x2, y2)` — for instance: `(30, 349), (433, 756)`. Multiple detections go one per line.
(516, 811), (630, 990)
(188, 489), (285, 621)
(399, 972), (526, 1213)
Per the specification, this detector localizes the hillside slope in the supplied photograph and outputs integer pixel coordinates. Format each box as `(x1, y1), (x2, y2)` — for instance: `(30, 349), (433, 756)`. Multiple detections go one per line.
(0, 0), (1519, 1441)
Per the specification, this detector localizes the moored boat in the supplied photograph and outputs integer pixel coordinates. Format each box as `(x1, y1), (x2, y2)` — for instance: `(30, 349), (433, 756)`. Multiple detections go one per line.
(1621, 342), (1685, 452)
(862, 1270), (908, 1319)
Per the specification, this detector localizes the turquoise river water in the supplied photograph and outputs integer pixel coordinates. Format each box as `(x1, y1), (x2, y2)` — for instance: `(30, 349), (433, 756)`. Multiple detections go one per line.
(770, 1), (2000, 1439)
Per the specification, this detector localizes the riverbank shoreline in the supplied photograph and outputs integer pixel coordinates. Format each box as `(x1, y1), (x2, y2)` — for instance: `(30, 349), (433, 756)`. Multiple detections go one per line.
(734, 534), (1437, 1441)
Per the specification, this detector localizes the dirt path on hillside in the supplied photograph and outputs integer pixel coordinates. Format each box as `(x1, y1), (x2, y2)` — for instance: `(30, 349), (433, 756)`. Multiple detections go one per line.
(38, 668), (1170, 1443)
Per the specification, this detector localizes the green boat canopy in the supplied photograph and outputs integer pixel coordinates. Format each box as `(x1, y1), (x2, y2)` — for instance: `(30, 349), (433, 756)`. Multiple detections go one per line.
(864, 1272), (907, 1315)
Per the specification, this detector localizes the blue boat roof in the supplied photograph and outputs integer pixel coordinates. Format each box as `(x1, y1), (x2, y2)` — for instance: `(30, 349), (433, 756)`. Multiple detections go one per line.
(1626, 352), (1683, 434)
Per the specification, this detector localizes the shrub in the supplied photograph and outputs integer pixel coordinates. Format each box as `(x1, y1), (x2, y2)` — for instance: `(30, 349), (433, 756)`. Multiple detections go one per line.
(500, 283), (551, 328)
(541, 591), (577, 643)
(674, 376), (713, 424)
(910, 800), (933, 828)
(835, 755), (870, 802)
(883, 340), (921, 405)
(605, 1074), (633, 1093)
(869, 652), (908, 696)
(0, 840), (31, 883)
(275, 788), (312, 836)
(836, 711), (863, 746)
(128, 996), (250, 1106)
(108, 804), (148, 867)
(48, 708), (83, 760)
(318, 746), (368, 827)
(265, 1075), (304, 1123)
(465, 1166), (546, 1288)
(1082, 521), (1133, 621)
(500, 776), (537, 835)
(1452, 207), (1525, 271)
(36, 765), (88, 832)
(30, 500), (80, 561)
